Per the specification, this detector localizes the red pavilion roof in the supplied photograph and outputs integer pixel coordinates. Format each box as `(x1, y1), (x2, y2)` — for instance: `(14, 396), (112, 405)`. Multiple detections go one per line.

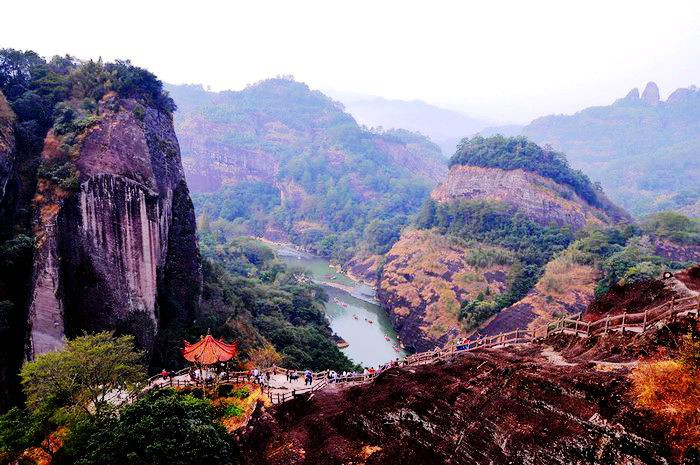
(182, 335), (237, 365)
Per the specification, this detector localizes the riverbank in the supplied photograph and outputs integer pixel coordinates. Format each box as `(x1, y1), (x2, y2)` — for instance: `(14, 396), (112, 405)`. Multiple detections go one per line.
(255, 237), (409, 367)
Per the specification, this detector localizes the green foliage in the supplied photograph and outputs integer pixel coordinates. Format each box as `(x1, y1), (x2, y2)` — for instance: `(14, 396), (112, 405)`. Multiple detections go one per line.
(417, 199), (573, 268)
(450, 135), (601, 206)
(640, 211), (700, 245)
(223, 404), (243, 418)
(417, 198), (573, 328)
(521, 87), (700, 216)
(171, 79), (437, 263)
(64, 389), (236, 465)
(459, 294), (499, 331)
(37, 158), (80, 190)
(195, 229), (356, 372)
(594, 236), (665, 296)
(21, 332), (146, 419)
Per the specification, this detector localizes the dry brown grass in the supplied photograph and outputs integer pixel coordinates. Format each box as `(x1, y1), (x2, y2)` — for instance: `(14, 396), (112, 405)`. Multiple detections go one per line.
(631, 360), (700, 460)
(380, 229), (511, 339)
(538, 253), (597, 298)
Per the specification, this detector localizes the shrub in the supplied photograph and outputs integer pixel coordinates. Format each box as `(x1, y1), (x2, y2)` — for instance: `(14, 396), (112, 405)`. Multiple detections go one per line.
(640, 211), (700, 245)
(65, 389), (237, 465)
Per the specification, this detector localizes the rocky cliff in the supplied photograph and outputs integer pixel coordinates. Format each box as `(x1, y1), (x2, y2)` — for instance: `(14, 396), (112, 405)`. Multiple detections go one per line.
(378, 230), (513, 351)
(376, 137), (630, 351)
(431, 165), (623, 231)
(27, 94), (201, 356)
(477, 254), (598, 337)
(0, 92), (15, 205)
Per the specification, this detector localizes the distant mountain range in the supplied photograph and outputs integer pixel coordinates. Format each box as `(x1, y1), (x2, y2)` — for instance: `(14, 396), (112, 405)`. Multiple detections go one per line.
(325, 90), (489, 156)
(331, 83), (700, 218)
(486, 82), (700, 217)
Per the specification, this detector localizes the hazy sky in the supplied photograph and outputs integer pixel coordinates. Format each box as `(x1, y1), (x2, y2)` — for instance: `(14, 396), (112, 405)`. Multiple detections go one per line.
(2, 0), (699, 122)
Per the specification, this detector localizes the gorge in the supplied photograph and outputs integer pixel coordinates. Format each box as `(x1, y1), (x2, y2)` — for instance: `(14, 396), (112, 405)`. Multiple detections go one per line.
(0, 47), (699, 465)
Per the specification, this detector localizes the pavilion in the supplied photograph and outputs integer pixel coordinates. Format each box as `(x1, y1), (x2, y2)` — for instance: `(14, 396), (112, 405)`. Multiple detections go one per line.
(182, 334), (237, 393)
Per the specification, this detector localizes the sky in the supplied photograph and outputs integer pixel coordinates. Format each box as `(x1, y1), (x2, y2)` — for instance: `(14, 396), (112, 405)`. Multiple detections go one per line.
(2, 0), (699, 123)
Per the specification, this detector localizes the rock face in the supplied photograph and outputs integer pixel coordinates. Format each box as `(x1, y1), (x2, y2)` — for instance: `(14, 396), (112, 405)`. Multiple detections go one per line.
(431, 165), (623, 230)
(0, 91), (15, 204)
(28, 96), (201, 355)
(642, 81), (660, 106)
(240, 343), (675, 465)
(378, 230), (512, 351)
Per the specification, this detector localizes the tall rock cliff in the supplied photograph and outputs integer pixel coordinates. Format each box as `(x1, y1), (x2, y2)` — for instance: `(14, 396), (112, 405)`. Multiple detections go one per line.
(28, 94), (201, 356)
(0, 92), (15, 204)
(431, 165), (626, 230)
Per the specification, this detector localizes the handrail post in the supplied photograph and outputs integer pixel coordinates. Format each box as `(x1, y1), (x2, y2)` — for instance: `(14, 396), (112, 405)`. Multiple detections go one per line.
(621, 312), (626, 332)
(642, 309), (647, 331)
(604, 316), (609, 334)
(515, 328), (519, 344)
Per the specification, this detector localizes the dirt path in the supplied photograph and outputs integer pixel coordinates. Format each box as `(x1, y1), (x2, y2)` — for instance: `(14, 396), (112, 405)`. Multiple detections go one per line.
(540, 347), (577, 366)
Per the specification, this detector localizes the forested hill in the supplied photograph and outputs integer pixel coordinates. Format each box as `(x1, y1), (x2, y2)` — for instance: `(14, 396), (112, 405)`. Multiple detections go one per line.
(506, 82), (700, 217)
(166, 79), (448, 263)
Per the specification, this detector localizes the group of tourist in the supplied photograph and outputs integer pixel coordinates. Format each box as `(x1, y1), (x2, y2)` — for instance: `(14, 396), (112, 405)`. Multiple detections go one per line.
(250, 367), (271, 386)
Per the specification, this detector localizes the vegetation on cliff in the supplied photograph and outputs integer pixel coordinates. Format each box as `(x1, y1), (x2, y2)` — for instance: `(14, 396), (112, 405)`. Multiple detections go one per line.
(169, 79), (444, 264)
(449, 135), (601, 207)
(410, 192), (698, 337)
(0, 48), (183, 409)
(191, 220), (356, 372)
(414, 199), (573, 329)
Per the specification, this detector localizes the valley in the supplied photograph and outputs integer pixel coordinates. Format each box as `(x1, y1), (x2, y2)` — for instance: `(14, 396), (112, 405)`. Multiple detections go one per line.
(0, 40), (699, 465)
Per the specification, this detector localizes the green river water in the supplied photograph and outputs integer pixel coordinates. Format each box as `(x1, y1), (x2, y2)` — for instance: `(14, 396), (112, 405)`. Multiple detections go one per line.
(264, 242), (408, 368)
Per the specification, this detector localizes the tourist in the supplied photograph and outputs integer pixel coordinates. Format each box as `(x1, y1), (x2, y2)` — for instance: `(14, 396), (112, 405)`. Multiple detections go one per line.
(291, 370), (299, 382)
(252, 367), (260, 384)
(304, 369), (313, 386)
(161, 368), (168, 380)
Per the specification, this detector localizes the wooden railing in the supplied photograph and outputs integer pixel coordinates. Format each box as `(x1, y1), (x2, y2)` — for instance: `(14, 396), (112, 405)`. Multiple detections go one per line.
(129, 295), (699, 404)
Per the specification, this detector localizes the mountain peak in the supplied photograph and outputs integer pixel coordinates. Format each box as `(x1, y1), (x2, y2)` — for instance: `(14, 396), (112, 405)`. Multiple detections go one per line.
(625, 87), (640, 99)
(642, 81), (660, 106)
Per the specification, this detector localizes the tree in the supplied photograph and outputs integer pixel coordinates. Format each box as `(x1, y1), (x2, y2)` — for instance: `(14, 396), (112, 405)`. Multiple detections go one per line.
(65, 389), (237, 465)
(248, 344), (283, 369)
(21, 332), (146, 419)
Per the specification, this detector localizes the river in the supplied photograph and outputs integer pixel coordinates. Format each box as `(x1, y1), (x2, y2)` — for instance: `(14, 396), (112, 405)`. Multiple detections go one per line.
(264, 242), (408, 368)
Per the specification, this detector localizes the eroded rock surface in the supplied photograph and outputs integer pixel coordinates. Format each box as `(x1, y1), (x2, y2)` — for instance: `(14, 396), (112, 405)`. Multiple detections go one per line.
(431, 165), (621, 231)
(28, 96), (201, 355)
(241, 344), (674, 465)
(0, 91), (15, 204)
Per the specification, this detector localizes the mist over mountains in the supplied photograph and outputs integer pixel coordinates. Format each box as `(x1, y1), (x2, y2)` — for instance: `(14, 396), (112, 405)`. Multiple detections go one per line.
(325, 90), (490, 156)
(331, 82), (700, 218)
